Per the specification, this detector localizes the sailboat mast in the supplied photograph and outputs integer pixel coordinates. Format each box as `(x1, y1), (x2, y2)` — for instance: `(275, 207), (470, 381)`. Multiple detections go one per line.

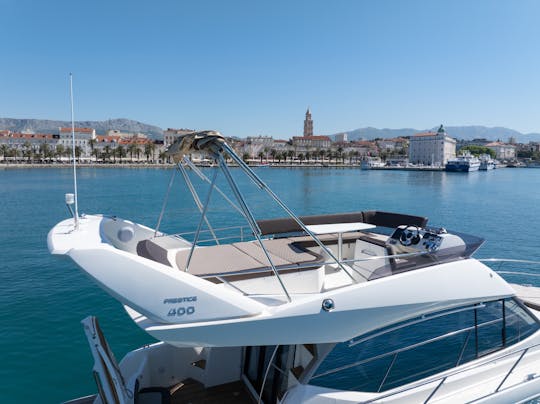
(69, 73), (79, 229)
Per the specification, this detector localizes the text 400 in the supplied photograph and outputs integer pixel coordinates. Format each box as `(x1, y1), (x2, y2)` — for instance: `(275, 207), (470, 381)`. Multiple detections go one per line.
(167, 306), (195, 316)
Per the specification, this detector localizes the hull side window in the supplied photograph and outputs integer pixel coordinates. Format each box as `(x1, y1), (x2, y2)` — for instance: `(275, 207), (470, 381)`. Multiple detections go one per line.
(310, 298), (539, 392)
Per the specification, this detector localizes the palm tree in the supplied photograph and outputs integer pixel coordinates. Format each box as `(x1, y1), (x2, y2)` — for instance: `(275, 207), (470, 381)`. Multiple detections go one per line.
(144, 143), (156, 162)
(257, 151), (264, 163)
(55, 144), (65, 161)
(91, 148), (99, 162)
(135, 145), (142, 161)
(270, 149), (277, 162)
(116, 145), (126, 163)
(287, 149), (295, 162)
(39, 143), (52, 163)
(103, 145), (112, 163)
(89, 138), (96, 155)
(66, 146), (72, 162)
(326, 149), (333, 163)
(75, 146), (82, 160)
(337, 146), (344, 164)
(0, 144), (8, 162)
(23, 141), (33, 163)
(127, 143), (138, 162)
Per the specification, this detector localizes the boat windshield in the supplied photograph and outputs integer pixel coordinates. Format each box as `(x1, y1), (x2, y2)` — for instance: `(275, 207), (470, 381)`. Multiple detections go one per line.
(309, 297), (539, 393)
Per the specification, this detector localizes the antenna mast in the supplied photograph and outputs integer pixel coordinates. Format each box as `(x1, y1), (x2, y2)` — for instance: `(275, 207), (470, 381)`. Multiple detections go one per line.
(69, 73), (80, 229)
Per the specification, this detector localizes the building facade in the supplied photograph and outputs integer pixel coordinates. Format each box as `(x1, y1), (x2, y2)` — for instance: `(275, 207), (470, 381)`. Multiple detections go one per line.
(291, 135), (332, 149)
(163, 128), (195, 148)
(485, 142), (516, 160)
(408, 125), (456, 166)
(59, 127), (96, 157)
(0, 132), (59, 154)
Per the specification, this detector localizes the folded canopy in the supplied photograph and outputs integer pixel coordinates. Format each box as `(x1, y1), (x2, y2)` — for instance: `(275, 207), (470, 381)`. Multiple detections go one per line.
(166, 130), (226, 162)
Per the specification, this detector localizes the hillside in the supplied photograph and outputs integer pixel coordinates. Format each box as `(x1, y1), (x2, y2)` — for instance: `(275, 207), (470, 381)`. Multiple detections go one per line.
(0, 118), (163, 137)
(333, 126), (540, 143)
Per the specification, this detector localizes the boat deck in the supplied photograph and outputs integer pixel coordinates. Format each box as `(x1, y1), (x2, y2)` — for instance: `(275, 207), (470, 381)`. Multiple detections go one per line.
(511, 283), (540, 311)
(148, 378), (253, 404)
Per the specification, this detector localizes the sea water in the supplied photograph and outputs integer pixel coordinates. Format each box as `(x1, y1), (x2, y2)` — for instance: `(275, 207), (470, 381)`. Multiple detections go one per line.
(1, 167), (539, 403)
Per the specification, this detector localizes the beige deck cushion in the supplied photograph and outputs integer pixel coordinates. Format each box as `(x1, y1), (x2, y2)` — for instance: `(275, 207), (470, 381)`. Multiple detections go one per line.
(175, 239), (323, 277)
(176, 244), (263, 275)
(232, 241), (291, 266)
(261, 238), (318, 263)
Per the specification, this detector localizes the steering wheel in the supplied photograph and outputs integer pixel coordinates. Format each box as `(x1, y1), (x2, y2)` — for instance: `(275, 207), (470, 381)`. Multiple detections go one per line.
(399, 225), (421, 246)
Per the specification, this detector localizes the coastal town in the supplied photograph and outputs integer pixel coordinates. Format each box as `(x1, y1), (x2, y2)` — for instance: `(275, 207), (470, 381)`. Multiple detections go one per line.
(1, 109), (539, 169)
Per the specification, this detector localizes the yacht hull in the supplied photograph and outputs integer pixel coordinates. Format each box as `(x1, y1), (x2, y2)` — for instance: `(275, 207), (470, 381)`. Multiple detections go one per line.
(129, 259), (513, 347)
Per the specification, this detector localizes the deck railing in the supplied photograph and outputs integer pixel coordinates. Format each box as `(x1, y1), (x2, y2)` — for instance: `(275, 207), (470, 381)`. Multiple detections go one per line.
(358, 341), (540, 403)
(480, 258), (540, 284)
(169, 225), (254, 245)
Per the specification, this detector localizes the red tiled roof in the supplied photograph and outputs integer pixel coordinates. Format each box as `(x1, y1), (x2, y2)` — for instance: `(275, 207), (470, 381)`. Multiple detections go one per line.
(385, 137), (408, 142)
(10, 133), (55, 139)
(119, 138), (154, 145)
(59, 127), (94, 133)
(96, 135), (121, 142)
(354, 140), (377, 147)
(485, 142), (512, 147)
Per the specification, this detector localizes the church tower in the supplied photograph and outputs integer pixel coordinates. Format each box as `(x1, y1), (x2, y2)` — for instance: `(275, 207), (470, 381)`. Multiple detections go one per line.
(303, 108), (313, 137)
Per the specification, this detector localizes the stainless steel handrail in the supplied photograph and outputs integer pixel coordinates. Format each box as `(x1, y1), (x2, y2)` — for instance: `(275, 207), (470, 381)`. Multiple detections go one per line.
(157, 225), (253, 243)
(357, 342), (540, 403)
(480, 258), (540, 265)
(312, 322), (481, 380)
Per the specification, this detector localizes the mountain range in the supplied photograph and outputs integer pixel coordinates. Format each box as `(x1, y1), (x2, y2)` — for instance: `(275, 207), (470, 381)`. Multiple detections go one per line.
(1, 118), (540, 143)
(0, 118), (163, 137)
(332, 126), (540, 143)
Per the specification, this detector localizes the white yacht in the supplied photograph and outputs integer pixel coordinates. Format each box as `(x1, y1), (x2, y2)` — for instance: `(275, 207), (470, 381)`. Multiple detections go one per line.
(361, 157), (385, 169)
(49, 131), (540, 404)
(479, 154), (497, 171)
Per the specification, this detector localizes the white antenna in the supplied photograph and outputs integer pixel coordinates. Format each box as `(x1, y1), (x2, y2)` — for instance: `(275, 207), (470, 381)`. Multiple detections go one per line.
(69, 73), (79, 229)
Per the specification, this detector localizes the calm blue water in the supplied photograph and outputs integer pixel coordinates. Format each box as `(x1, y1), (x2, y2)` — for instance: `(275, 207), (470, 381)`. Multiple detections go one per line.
(1, 167), (540, 403)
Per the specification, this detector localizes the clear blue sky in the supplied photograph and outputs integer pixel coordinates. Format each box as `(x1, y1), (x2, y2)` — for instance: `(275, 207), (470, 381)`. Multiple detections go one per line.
(1, 0), (540, 138)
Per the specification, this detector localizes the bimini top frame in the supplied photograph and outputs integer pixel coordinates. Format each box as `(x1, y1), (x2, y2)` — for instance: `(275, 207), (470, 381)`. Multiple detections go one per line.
(165, 130), (357, 302)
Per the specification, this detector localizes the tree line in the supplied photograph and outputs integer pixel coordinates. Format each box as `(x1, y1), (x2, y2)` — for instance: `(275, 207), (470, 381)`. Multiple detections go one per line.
(0, 140), (167, 163)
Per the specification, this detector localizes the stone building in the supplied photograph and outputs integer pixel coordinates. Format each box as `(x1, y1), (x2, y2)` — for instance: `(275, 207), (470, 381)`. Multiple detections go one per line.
(485, 142), (516, 160)
(163, 128), (195, 148)
(408, 125), (456, 166)
(58, 127), (96, 157)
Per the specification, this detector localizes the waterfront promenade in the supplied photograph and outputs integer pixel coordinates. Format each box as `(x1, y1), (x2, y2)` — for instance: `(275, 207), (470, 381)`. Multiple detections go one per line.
(0, 161), (448, 170)
(0, 160), (519, 170)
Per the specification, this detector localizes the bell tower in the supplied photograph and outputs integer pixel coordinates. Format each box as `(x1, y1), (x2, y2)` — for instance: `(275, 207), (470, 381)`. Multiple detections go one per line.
(303, 108), (313, 137)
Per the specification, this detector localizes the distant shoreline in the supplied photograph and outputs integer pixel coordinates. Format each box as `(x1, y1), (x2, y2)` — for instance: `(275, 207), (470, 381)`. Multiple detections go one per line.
(0, 162), (366, 169)
(0, 162), (517, 171)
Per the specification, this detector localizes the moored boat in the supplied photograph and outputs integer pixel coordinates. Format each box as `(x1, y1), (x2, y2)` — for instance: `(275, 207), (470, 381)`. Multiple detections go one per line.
(479, 154), (497, 170)
(445, 151), (481, 172)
